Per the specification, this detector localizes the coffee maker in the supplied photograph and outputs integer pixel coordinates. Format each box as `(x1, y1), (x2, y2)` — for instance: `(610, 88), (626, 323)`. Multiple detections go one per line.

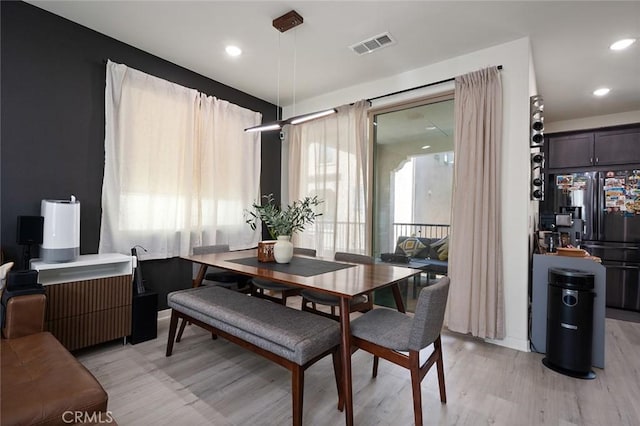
(555, 206), (584, 247)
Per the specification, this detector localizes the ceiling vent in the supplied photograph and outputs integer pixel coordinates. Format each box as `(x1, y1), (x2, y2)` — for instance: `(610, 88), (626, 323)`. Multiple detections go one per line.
(349, 32), (396, 55)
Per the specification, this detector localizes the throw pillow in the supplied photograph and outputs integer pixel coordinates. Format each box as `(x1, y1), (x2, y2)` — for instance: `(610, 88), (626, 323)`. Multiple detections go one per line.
(396, 237), (427, 257)
(0, 261), (14, 293)
(412, 238), (431, 258)
(430, 236), (449, 261)
(437, 239), (449, 260)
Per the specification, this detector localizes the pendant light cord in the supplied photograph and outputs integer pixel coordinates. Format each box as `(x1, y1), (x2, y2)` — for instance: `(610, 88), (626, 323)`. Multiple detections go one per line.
(292, 28), (297, 117)
(277, 32), (281, 121)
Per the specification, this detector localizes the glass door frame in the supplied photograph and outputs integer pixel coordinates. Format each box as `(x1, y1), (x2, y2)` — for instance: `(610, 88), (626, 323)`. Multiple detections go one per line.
(368, 91), (455, 257)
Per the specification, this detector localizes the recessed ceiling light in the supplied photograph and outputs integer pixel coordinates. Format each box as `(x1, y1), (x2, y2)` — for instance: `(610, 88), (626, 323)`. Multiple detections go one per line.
(610, 38), (636, 51)
(593, 88), (611, 97)
(225, 45), (242, 57)
(421, 145), (431, 150)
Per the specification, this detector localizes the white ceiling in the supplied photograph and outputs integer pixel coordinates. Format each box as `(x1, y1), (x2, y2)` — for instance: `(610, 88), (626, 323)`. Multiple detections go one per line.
(28, 1), (640, 124)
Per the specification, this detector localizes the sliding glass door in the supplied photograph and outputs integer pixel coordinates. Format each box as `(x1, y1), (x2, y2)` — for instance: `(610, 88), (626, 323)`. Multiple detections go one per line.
(372, 95), (454, 309)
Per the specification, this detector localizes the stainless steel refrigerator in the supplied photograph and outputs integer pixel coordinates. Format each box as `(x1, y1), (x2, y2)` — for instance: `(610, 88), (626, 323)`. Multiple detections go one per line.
(544, 169), (640, 312)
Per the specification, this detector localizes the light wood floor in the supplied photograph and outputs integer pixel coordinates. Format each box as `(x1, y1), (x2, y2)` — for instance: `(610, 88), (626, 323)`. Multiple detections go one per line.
(77, 304), (640, 425)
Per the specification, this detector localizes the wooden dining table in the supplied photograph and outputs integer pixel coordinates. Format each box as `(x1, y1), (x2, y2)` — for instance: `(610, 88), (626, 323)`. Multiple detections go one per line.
(181, 249), (421, 425)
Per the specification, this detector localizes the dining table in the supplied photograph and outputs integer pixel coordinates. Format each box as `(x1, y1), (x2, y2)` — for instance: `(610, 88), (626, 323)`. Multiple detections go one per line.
(181, 248), (422, 425)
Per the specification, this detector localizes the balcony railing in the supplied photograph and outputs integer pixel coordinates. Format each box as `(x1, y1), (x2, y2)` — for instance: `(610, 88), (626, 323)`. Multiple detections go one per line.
(303, 221), (449, 256)
(392, 222), (450, 242)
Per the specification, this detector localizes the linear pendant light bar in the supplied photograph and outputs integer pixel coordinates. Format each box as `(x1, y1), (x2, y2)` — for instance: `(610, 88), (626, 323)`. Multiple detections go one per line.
(244, 108), (337, 132)
(245, 121), (286, 133)
(289, 108), (337, 124)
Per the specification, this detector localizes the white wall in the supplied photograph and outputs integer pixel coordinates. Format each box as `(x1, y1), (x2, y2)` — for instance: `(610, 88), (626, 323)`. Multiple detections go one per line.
(527, 46), (541, 313)
(546, 110), (640, 134)
(284, 38), (534, 352)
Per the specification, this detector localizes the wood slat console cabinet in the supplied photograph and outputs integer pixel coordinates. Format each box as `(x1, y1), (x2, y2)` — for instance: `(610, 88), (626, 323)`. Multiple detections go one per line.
(30, 254), (134, 351)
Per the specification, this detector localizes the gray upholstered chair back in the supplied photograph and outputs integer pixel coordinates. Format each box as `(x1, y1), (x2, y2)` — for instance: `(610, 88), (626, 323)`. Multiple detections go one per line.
(334, 252), (373, 264)
(193, 244), (230, 255)
(408, 277), (450, 351)
(294, 247), (316, 257)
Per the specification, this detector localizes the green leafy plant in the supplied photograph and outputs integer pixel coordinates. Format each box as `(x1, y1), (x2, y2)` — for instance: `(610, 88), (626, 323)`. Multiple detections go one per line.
(245, 193), (323, 239)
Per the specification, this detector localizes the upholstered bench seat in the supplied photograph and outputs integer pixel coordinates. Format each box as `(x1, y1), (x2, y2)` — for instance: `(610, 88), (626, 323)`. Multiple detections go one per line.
(1, 331), (108, 426)
(167, 286), (340, 365)
(166, 286), (342, 425)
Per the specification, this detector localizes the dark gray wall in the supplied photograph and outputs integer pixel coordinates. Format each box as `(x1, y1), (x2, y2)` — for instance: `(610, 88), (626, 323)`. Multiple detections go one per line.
(1, 1), (281, 309)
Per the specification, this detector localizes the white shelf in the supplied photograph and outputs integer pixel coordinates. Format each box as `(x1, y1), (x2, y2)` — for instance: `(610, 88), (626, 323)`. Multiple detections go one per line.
(30, 253), (134, 285)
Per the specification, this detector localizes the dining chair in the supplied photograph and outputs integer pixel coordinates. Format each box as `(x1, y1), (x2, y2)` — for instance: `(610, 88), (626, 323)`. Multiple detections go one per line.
(175, 244), (249, 342)
(300, 252), (374, 320)
(350, 276), (450, 426)
(193, 244), (250, 292)
(251, 247), (316, 305)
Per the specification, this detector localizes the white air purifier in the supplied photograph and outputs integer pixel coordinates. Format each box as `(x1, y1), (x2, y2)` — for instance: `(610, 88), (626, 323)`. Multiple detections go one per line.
(40, 196), (80, 263)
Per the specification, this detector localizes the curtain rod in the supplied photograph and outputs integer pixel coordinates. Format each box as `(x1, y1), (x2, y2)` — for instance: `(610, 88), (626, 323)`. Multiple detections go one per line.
(366, 65), (503, 103)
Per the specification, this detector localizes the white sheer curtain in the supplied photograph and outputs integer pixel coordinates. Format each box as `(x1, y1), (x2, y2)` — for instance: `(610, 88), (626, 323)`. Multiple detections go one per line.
(446, 66), (505, 339)
(286, 100), (369, 258)
(198, 95), (262, 250)
(100, 61), (261, 259)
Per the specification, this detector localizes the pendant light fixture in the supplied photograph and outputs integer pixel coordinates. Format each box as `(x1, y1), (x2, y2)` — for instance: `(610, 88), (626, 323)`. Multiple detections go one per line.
(245, 11), (336, 133)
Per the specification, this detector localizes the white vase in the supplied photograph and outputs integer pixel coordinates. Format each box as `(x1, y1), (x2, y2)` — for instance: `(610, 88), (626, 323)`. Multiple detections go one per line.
(274, 235), (294, 263)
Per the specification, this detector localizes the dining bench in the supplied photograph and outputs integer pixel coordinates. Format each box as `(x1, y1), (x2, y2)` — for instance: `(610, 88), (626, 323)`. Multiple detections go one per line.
(166, 286), (343, 425)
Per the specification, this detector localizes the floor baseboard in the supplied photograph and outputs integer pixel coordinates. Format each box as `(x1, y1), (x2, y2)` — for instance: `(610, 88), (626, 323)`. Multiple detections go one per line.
(606, 307), (640, 323)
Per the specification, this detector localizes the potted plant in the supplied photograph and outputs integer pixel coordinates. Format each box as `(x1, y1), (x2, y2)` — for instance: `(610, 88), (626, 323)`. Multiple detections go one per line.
(245, 193), (322, 263)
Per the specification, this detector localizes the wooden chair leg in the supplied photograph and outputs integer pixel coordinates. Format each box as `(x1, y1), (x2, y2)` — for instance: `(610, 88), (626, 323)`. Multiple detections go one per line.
(372, 355), (379, 378)
(176, 313), (216, 341)
(175, 317), (188, 342)
(166, 311), (179, 356)
(409, 350), (423, 426)
(332, 348), (344, 412)
(292, 365), (304, 426)
(434, 336), (447, 403)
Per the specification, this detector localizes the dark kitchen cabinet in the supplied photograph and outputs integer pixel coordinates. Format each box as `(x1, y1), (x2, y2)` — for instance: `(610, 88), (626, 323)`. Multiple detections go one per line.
(594, 127), (640, 166)
(547, 124), (640, 171)
(547, 132), (594, 169)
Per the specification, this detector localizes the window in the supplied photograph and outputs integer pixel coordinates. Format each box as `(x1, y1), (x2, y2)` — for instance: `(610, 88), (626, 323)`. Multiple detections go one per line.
(100, 61), (262, 258)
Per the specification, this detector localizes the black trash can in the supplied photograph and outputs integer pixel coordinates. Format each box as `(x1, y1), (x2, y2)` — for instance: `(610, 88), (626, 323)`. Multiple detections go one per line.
(543, 267), (596, 379)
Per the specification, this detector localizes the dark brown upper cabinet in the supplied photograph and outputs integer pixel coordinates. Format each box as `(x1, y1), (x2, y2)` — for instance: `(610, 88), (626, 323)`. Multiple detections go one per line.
(594, 127), (640, 166)
(546, 125), (640, 170)
(547, 132), (594, 169)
